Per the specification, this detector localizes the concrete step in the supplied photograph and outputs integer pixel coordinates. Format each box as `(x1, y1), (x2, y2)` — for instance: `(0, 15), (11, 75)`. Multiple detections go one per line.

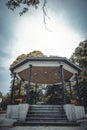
(26, 117), (68, 120)
(29, 105), (65, 112)
(20, 120), (80, 126)
(29, 105), (63, 108)
(28, 109), (64, 113)
(24, 120), (69, 124)
(28, 112), (65, 116)
(15, 121), (80, 126)
(27, 113), (66, 117)
(29, 107), (63, 110)
(24, 105), (68, 126)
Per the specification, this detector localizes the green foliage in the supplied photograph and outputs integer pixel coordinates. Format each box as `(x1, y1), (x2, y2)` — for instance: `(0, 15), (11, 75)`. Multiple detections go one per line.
(6, 0), (40, 15)
(10, 50), (47, 104)
(71, 40), (87, 67)
(1, 93), (11, 110)
(11, 54), (26, 67)
(49, 55), (59, 57)
(70, 39), (87, 107)
(45, 85), (63, 105)
(0, 91), (3, 108)
(11, 50), (46, 67)
(0, 91), (3, 98)
(27, 50), (46, 57)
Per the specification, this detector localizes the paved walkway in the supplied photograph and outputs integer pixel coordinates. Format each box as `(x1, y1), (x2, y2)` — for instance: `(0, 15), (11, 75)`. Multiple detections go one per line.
(0, 125), (87, 130)
(0, 113), (87, 130)
(0, 114), (17, 127)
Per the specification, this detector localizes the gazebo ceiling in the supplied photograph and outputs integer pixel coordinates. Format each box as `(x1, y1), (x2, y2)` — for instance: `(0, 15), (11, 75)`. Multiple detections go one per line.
(18, 66), (73, 84)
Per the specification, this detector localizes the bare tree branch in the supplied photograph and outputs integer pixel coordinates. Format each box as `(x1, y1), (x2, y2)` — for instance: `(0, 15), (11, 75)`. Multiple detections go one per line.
(6, 0), (52, 31)
(42, 0), (52, 32)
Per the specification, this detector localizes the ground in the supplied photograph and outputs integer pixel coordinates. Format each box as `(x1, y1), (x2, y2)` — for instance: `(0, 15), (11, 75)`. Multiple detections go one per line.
(0, 113), (87, 130)
(0, 125), (87, 130)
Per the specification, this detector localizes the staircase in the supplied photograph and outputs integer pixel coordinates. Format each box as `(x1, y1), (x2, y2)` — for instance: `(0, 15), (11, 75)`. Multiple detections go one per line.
(22, 105), (72, 126)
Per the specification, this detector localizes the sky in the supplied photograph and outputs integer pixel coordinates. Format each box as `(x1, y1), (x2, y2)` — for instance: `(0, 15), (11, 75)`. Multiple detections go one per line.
(0, 0), (87, 95)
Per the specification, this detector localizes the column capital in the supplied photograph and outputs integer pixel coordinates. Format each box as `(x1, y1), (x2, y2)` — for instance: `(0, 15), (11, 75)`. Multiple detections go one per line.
(29, 64), (32, 67)
(13, 72), (16, 76)
(75, 73), (78, 76)
(60, 65), (63, 68)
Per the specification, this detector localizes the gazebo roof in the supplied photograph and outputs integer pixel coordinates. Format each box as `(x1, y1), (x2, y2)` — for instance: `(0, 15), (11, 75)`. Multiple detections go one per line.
(10, 57), (81, 84)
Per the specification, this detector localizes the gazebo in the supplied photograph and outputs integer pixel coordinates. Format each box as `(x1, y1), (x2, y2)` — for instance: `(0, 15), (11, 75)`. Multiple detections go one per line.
(6, 57), (86, 124)
(10, 57), (81, 105)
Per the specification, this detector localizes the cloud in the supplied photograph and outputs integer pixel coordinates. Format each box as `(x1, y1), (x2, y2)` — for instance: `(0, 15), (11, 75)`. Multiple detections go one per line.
(49, 0), (87, 36)
(0, 66), (11, 95)
(0, 0), (17, 94)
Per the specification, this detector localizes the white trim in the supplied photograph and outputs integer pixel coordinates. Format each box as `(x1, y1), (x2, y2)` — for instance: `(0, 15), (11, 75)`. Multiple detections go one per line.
(16, 73), (22, 81)
(14, 62), (29, 73)
(13, 61), (61, 73)
(69, 74), (75, 81)
(13, 61), (78, 75)
(62, 62), (78, 74)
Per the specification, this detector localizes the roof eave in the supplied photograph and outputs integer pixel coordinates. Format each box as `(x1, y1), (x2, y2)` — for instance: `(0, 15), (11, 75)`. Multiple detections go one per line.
(10, 57), (81, 73)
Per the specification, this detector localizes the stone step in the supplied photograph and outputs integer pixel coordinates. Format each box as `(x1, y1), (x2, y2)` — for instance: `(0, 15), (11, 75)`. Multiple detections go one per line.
(25, 118), (68, 122)
(28, 110), (65, 114)
(29, 105), (63, 108)
(24, 105), (68, 126)
(29, 107), (64, 110)
(19, 121), (79, 126)
(27, 113), (66, 117)
(15, 120), (80, 126)
(22, 120), (69, 124)
(26, 117), (67, 120)
(28, 112), (65, 116)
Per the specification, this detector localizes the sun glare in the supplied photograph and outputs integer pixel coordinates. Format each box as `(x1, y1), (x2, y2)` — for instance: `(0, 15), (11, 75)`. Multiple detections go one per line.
(14, 15), (82, 58)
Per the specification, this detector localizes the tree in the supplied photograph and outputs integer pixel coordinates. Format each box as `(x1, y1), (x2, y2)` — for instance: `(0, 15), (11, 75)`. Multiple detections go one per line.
(10, 50), (46, 103)
(6, 0), (40, 15)
(1, 93), (11, 110)
(6, 0), (48, 16)
(6, 0), (49, 29)
(45, 85), (62, 105)
(70, 39), (87, 108)
(0, 91), (3, 108)
(11, 54), (26, 67)
(45, 84), (70, 105)
(0, 91), (3, 98)
(11, 50), (46, 67)
(27, 50), (46, 57)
